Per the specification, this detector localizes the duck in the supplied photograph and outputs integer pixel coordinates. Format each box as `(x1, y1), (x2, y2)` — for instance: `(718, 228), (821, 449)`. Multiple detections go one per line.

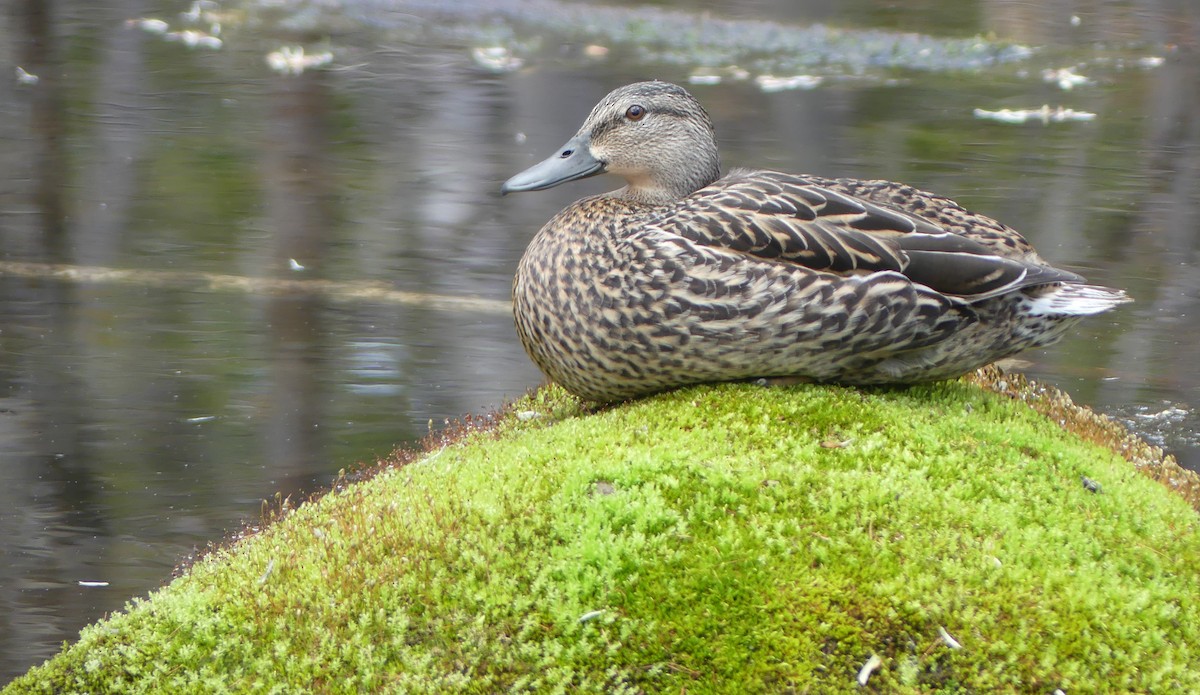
(501, 81), (1130, 403)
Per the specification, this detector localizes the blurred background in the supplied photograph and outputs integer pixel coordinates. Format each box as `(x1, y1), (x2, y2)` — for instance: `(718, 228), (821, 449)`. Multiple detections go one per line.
(1, 0), (1197, 681)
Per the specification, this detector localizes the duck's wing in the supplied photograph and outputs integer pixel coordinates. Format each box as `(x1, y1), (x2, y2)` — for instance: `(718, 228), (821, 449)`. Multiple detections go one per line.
(658, 170), (1083, 301)
(805, 175), (1042, 260)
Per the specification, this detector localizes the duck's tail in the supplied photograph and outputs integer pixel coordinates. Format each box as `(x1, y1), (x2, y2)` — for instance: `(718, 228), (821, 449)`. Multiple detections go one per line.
(1025, 283), (1132, 316)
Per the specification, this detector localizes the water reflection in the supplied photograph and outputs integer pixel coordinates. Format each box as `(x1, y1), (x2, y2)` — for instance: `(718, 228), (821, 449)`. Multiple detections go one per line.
(1, 0), (1198, 682)
(261, 70), (336, 479)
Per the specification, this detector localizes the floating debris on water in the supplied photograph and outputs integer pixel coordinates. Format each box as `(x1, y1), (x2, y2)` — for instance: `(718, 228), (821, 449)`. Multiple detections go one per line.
(583, 44), (609, 59)
(0, 260), (513, 315)
(266, 46), (333, 75)
(78, 581), (110, 588)
(1134, 405), (1190, 422)
(688, 65), (752, 85)
(973, 105), (1097, 124)
(14, 66), (38, 85)
(126, 7), (228, 49)
(688, 73), (722, 86)
(164, 29), (223, 49)
(1042, 66), (1091, 90)
(471, 46), (524, 72)
(181, 0), (219, 24)
(373, 0), (1035, 78)
(127, 17), (170, 34)
(755, 74), (823, 92)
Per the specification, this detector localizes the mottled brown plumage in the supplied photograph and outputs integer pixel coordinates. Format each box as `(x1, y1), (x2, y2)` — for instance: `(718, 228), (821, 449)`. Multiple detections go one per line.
(502, 81), (1130, 403)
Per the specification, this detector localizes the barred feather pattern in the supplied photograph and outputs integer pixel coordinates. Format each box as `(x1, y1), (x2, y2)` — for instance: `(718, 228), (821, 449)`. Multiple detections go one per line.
(513, 189), (1124, 403)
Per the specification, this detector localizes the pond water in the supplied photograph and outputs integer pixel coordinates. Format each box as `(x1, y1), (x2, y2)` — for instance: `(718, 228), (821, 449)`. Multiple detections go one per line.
(2, 0), (1198, 681)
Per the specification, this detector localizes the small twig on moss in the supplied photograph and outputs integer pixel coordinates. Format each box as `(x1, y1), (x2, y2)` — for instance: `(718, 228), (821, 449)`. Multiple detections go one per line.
(857, 653), (882, 686)
(938, 626), (962, 649)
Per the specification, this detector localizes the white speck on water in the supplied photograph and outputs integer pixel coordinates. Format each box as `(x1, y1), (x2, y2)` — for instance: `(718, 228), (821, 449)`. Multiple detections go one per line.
(15, 66), (39, 85)
(973, 106), (1097, 124)
(755, 74), (822, 92)
(471, 46), (523, 73)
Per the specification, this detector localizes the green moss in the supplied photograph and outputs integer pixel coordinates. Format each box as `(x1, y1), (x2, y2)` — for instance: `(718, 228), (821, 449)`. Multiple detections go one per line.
(7, 380), (1200, 693)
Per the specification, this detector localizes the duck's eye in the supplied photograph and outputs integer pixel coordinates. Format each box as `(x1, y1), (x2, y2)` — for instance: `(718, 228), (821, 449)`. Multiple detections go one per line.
(625, 104), (646, 121)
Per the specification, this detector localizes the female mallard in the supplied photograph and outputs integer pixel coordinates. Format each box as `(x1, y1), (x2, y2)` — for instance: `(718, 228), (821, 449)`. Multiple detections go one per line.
(502, 81), (1129, 403)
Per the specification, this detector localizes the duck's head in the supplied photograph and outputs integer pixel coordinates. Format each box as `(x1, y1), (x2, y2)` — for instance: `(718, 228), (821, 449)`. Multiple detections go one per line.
(501, 81), (722, 205)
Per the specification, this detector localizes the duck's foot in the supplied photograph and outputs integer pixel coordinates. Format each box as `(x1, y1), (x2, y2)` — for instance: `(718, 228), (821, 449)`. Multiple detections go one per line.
(752, 376), (814, 388)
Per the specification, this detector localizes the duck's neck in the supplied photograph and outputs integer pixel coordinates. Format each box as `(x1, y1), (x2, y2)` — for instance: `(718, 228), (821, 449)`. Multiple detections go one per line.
(612, 142), (722, 206)
(611, 183), (691, 206)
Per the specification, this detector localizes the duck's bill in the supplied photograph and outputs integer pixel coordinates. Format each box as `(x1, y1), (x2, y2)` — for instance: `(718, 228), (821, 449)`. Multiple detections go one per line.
(501, 135), (605, 194)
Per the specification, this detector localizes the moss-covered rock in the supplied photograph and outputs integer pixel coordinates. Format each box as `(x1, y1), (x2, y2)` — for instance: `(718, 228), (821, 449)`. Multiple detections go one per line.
(7, 375), (1199, 693)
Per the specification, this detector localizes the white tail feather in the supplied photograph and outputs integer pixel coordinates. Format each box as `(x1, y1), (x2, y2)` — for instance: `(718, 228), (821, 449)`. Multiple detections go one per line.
(1026, 284), (1132, 316)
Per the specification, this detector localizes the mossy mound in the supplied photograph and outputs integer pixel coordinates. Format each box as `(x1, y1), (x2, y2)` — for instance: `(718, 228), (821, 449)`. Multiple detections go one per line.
(7, 379), (1199, 693)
